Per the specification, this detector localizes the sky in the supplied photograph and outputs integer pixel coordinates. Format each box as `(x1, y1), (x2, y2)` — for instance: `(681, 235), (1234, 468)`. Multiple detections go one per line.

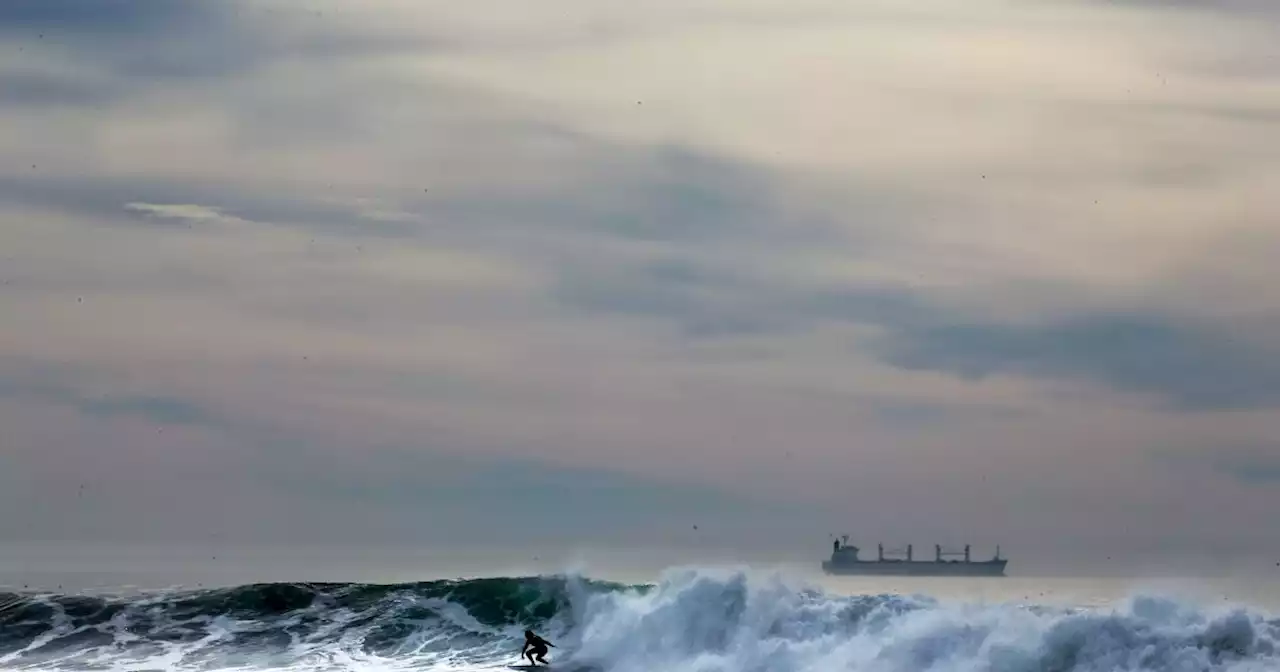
(2, 0), (1280, 578)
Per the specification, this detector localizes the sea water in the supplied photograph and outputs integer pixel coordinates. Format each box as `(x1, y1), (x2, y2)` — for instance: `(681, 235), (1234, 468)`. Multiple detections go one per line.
(1, 547), (1278, 672)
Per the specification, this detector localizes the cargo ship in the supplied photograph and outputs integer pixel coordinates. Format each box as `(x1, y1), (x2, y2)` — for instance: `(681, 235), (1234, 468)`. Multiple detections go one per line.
(822, 536), (1007, 576)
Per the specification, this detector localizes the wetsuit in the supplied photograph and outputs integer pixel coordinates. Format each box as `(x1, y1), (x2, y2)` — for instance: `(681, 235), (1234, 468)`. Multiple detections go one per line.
(522, 632), (553, 665)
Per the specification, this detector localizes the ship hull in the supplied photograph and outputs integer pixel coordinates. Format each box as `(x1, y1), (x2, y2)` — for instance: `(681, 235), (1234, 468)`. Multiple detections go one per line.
(822, 560), (1007, 577)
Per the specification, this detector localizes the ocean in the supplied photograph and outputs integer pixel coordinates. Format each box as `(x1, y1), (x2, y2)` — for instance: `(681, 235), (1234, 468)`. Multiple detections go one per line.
(2, 546), (1278, 672)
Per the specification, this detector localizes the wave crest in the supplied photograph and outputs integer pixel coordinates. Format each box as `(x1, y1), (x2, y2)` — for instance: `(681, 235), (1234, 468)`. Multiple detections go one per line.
(1, 568), (1277, 672)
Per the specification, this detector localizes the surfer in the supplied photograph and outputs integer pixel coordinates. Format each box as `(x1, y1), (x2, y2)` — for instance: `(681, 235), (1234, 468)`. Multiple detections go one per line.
(521, 630), (554, 666)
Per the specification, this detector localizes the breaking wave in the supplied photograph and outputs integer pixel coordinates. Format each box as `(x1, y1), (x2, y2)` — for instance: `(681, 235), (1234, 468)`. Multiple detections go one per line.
(1, 567), (1277, 671)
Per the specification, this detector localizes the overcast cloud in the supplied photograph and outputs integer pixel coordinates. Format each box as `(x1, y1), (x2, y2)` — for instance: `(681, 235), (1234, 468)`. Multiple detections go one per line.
(3, 0), (1280, 576)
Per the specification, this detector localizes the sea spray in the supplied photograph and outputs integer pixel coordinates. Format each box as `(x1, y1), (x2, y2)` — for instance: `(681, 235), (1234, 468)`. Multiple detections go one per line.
(0, 568), (1276, 671)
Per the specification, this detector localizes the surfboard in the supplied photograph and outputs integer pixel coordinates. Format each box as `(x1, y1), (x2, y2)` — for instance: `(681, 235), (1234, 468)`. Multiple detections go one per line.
(508, 663), (595, 672)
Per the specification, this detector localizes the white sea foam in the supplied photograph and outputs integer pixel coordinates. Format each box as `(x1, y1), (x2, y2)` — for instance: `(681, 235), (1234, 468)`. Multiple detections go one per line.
(0, 567), (1275, 672)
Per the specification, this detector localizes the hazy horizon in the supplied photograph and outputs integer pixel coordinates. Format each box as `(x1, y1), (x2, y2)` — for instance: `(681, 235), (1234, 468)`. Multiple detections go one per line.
(4, 539), (1280, 596)
(4, 0), (1280, 584)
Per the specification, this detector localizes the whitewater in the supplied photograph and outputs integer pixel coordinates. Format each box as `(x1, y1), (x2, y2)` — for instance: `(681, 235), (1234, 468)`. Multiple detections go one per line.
(1, 567), (1277, 672)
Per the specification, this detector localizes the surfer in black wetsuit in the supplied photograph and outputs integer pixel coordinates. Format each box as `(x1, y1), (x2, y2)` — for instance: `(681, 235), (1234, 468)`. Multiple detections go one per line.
(522, 630), (554, 666)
